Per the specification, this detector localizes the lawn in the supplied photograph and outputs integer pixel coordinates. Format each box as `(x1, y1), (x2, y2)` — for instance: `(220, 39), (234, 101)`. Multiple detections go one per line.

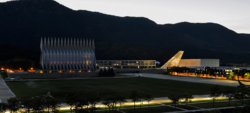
(173, 105), (198, 110)
(119, 106), (181, 113)
(191, 100), (250, 108)
(6, 77), (236, 102)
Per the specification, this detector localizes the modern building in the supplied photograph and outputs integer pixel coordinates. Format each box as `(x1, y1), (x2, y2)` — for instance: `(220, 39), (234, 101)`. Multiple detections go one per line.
(179, 59), (220, 67)
(160, 51), (220, 69)
(96, 60), (156, 69)
(40, 38), (96, 73)
(160, 51), (184, 69)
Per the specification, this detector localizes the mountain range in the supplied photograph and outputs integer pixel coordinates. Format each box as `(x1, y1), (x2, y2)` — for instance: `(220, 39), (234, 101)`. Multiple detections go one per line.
(1, 0), (250, 67)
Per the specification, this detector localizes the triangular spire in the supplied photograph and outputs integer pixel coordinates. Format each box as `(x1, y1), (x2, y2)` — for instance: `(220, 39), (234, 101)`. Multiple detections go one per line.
(80, 38), (82, 47)
(92, 39), (95, 50)
(40, 37), (43, 50)
(58, 38), (60, 47)
(77, 38), (79, 47)
(54, 38), (57, 47)
(86, 39), (88, 47)
(48, 38), (50, 46)
(51, 38), (53, 47)
(67, 38), (70, 47)
(83, 39), (85, 47)
(74, 38), (76, 47)
(71, 38), (73, 47)
(89, 39), (91, 48)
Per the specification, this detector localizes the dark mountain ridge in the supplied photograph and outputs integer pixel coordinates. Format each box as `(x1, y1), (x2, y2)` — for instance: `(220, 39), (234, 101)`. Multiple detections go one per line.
(0, 0), (250, 66)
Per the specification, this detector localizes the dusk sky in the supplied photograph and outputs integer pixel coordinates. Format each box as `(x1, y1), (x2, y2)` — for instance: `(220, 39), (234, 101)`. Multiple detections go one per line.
(1, 0), (250, 33)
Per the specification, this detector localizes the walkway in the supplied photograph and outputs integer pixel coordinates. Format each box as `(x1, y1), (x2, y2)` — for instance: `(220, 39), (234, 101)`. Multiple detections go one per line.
(123, 73), (250, 87)
(0, 74), (16, 103)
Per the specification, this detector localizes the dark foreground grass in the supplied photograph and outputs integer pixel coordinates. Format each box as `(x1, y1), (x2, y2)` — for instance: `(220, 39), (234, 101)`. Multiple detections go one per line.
(174, 105), (198, 110)
(192, 100), (250, 108)
(6, 77), (235, 102)
(120, 106), (181, 113)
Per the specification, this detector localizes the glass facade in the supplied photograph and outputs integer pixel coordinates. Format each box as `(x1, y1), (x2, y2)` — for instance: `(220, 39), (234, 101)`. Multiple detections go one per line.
(40, 38), (96, 73)
(96, 60), (156, 69)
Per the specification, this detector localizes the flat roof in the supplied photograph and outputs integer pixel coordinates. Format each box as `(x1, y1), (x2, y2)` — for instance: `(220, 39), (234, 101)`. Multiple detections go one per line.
(96, 60), (156, 61)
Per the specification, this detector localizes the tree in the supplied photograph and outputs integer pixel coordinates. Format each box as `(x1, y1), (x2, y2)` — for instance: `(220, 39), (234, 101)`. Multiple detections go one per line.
(234, 88), (248, 105)
(99, 69), (103, 77)
(103, 68), (107, 77)
(44, 97), (52, 113)
(110, 68), (115, 77)
(138, 93), (144, 109)
(0, 103), (8, 113)
(50, 99), (60, 113)
(116, 94), (127, 110)
(20, 97), (33, 113)
(107, 68), (111, 77)
(168, 94), (181, 108)
(129, 91), (140, 110)
(239, 69), (246, 80)
(195, 69), (201, 77)
(222, 89), (235, 106)
(182, 93), (193, 106)
(44, 97), (60, 113)
(66, 92), (77, 113)
(7, 97), (21, 113)
(31, 96), (45, 113)
(88, 92), (100, 113)
(0, 71), (8, 79)
(73, 92), (89, 113)
(210, 85), (221, 108)
(102, 95), (114, 113)
(144, 94), (154, 108)
(229, 72), (235, 79)
(244, 73), (250, 80)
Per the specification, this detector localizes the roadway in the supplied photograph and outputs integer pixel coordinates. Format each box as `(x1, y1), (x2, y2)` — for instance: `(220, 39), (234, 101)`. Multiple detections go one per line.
(123, 73), (250, 87)
(0, 74), (16, 103)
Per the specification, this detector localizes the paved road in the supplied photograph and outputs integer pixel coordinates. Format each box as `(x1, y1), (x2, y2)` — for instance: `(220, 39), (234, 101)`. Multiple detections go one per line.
(0, 75), (16, 103)
(123, 73), (250, 87)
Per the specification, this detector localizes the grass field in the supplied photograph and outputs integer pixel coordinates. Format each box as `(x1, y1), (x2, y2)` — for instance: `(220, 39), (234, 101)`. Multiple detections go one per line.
(6, 77), (236, 102)
(120, 106), (181, 113)
(191, 100), (250, 108)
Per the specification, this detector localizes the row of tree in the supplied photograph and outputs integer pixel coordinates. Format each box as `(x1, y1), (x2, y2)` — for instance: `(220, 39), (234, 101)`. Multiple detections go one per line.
(210, 85), (250, 108)
(166, 67), (226, 77)
(229, 69), (250, 80)
(0, 91), (154, 113)
(3, 85), (250, 113)
(99, 68), (115, 77)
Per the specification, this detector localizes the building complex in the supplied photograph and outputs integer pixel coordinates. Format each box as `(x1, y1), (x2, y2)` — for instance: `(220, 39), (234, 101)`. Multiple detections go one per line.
(6, 38), (221, 74)
(40, 38), (97, 73)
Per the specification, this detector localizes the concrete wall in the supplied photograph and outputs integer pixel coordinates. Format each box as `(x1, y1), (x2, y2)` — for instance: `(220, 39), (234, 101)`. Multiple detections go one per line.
(9, 72), (99, 79)
(179, 59), (201, 67)
(200, 59), (220, 67)
(179, 59), (219, 67)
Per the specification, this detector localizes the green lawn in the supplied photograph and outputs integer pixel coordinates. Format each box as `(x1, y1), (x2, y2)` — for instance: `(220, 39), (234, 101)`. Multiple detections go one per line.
(6, 77), (236, 102)
(120, 106), (181, 113)
(191, 100), (250, 108)
(174, 105), (198, 110)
